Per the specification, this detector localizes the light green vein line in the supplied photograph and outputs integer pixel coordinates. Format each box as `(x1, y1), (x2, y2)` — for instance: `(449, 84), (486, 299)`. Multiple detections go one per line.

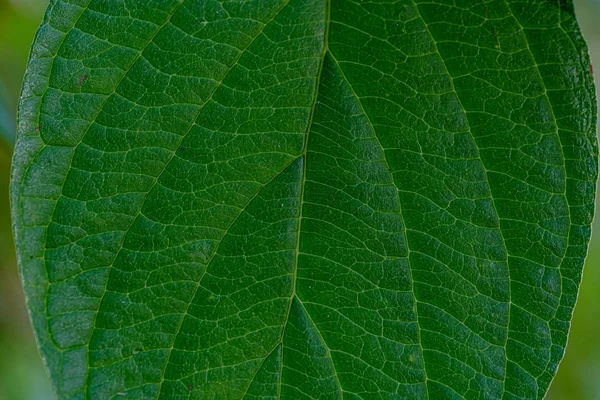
(295, 296), (343, 398)
(277, 0), (331, 398)
(152, 3), (298, 397)
(239, 344), (281, 399)
(49, 2), (190, 397)
(18, 1), (186, 395)
(153, 155), (299, 395)
(17, 0), (94, 356)
(37, 0), (186, 353)
(501, 0), (573, 385)
(410, 0), (517, 394)
(16, 0), (93, 208)
(502, 0), (571, 250)
(28, 0), (295, 396)
(327, 49), (430, 400)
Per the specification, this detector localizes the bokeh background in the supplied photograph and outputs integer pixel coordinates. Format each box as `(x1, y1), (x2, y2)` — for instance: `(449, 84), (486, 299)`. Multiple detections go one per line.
(0, 0), (599, 398)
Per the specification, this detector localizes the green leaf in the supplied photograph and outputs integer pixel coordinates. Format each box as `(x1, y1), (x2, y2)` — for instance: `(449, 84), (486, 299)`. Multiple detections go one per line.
(11, 0), (597, 399)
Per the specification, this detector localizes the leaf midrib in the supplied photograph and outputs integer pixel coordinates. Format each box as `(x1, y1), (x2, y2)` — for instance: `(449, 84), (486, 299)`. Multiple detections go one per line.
(272, 0), (341, 397)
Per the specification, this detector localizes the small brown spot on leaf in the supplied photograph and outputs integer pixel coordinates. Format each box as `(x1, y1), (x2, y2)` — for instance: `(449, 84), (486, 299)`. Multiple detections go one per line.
(77, 74), (88, 86)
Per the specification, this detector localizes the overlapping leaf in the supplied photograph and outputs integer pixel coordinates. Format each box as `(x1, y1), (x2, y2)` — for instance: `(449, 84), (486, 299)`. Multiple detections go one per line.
(11, 0), (597, 399)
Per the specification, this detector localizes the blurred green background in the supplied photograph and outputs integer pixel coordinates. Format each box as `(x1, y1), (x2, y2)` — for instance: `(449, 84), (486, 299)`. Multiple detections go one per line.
(0, 1), (598, 398)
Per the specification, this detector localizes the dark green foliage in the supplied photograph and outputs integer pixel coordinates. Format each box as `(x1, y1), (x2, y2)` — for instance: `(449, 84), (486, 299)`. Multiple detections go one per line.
(11, 0), (597, 399)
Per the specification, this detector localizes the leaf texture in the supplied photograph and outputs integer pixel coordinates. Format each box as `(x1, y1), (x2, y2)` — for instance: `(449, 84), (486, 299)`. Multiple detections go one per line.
(11, 0), (597, 399)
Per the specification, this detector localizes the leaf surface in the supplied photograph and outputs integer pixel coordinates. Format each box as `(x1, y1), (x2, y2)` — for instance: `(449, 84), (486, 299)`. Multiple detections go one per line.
(11, 0), (597, 399)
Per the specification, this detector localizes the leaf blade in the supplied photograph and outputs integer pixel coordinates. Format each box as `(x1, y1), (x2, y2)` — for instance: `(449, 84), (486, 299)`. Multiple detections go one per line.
(11, 0), (596, 399)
